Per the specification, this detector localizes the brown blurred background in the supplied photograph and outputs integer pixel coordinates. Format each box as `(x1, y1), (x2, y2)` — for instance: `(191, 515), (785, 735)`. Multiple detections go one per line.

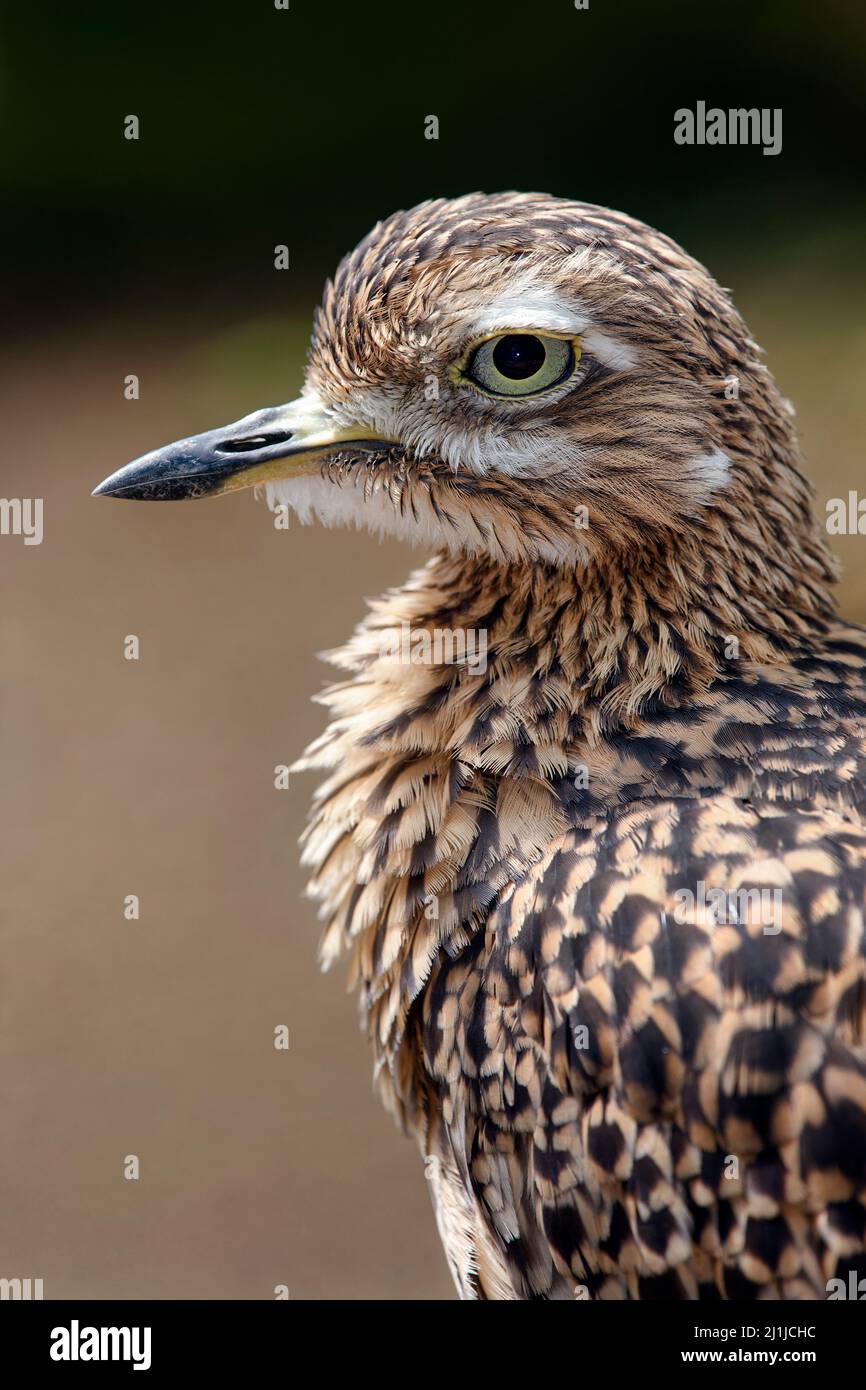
(1, 0), (865, 1300)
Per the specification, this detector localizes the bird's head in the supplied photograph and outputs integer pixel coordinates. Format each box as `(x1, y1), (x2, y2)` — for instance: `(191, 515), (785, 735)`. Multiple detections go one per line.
(94, 191), (835, 608)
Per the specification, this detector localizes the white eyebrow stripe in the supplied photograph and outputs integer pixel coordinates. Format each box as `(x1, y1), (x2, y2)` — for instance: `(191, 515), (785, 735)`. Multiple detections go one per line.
(464, 286), (638, 371)
(467, 289), (591, 337)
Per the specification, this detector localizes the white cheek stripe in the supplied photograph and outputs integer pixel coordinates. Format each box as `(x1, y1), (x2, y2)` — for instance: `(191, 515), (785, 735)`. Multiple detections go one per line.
(263, 475), (590, 567)
(684, 447), (731, 496)
(580, 327), (637, 371)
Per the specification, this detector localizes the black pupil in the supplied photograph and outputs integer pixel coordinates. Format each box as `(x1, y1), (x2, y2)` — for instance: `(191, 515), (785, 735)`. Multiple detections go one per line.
(492, 334), (546, 380)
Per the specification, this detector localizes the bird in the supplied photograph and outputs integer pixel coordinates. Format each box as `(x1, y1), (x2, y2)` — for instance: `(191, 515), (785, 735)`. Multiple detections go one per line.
(94, 191), (866, 1300)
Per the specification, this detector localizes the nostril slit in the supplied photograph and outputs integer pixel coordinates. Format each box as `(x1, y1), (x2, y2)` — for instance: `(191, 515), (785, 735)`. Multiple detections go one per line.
(218, 430), (294, 454)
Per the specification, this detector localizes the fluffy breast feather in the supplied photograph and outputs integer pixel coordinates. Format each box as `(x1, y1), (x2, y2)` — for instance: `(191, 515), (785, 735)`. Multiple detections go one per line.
(294, 554), (866, 1298)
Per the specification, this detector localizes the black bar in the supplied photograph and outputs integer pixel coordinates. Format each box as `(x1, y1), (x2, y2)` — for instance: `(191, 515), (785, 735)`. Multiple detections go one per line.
(2, 1298), (863, 1376)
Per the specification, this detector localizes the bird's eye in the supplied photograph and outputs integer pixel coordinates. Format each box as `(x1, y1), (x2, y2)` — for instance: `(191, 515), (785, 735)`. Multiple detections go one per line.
(462, 333), (578, 398)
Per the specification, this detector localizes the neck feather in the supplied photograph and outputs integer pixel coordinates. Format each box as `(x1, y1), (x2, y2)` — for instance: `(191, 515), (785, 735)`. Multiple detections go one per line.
(325, 539), (837, 744)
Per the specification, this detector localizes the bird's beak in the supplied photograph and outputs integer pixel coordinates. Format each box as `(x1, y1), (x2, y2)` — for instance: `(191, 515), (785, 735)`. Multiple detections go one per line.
(92, 395), (394, 501)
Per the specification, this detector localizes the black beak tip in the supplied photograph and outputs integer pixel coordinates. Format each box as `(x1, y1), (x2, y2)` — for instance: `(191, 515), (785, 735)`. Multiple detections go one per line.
(90, 464), (207, 501)
(92, 464), (140, 498)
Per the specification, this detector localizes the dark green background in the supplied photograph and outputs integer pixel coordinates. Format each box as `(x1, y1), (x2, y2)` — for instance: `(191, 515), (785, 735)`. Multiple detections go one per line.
(3, 0), (865, 324)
